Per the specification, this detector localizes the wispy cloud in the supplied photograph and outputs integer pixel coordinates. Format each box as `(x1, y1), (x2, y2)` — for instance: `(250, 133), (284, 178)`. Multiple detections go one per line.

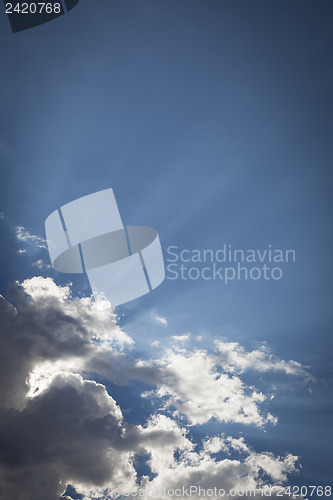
(0, 212), (4, 220)
(15, 225), (48, 249)
(153, 314), (168, 326)
(214, 340), (314, 381)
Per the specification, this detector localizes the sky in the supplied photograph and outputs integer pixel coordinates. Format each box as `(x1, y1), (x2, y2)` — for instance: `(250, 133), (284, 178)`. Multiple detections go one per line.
(0, 1), (332, 499)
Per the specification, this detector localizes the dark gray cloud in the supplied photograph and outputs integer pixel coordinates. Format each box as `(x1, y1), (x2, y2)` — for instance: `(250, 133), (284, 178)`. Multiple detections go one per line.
(0, 278), (138, 498)
(0, 374), (136, 499)
(0, 288), (89, 411)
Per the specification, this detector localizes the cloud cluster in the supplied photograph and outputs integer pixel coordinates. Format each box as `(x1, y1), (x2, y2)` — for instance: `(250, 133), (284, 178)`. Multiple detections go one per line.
(31, 258), (51, 270)
(0, 277), (309, 499)
(142, 348), (277, 426)
(138, 430), (299, 500)
(137, 337), (312, 427)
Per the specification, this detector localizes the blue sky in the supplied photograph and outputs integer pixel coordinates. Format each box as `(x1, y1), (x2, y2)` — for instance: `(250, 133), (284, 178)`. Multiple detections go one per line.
(0, 1), (332, 498)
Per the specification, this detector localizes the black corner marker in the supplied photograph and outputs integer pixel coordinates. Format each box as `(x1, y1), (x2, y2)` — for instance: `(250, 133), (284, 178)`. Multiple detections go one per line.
(63, 0), (79, 12)
(3, 0), (80, 33)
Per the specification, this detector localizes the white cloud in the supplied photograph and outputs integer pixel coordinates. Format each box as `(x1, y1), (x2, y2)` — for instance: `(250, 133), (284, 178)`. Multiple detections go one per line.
(171, 333), (191, 343)
(27, 358), (85, 398)
(21, 275), (71, 301)
(0, 212), (4, 220)
(136, 428), (299, 500)
(143, 349), (277, 427)
(154, 314), (168, 326)
(15, 225), (48, 249)
(214, 340), (313, 380)
(137, 341), (311, 428)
